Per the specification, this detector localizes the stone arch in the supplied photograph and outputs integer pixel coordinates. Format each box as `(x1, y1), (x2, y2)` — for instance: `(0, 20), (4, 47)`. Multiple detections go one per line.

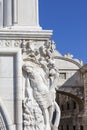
(56, 91), (84, 111)
(0, 99), (14, 130)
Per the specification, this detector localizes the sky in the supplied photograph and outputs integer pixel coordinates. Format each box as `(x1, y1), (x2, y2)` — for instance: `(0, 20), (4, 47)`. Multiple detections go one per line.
(39, 0), (87, 64)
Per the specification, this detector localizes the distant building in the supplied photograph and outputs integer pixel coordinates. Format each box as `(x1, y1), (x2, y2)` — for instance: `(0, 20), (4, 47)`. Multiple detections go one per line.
(54, 50), (87, 130)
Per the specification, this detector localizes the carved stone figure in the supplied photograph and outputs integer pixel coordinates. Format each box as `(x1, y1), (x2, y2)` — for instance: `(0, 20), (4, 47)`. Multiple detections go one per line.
(22, 40), (61, 130)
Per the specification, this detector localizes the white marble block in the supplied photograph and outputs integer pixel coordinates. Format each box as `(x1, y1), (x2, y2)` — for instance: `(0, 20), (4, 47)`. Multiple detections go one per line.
(17, 0), (39, 26)
(0, 0), (61, 130)
(0, 0), (40, 29)
(0, 48), (22, 130)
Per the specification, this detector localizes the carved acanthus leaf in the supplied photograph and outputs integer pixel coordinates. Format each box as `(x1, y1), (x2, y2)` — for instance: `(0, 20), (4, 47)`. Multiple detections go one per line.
(0, 40), (21, 48)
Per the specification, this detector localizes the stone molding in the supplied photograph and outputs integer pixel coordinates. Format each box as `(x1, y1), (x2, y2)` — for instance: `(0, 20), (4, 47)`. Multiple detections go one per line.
(0, 29), (52, 40)
(0, 48), (22, 130)
(54, 56), (82, 68)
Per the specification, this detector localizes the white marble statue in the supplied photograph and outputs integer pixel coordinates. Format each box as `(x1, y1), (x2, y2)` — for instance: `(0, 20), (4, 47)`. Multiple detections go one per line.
(22, 40), (61, 130)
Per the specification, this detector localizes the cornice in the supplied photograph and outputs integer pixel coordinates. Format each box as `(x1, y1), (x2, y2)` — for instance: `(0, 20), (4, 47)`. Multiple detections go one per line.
(54, 56), (82, 68)
(0, 28), (53, 40)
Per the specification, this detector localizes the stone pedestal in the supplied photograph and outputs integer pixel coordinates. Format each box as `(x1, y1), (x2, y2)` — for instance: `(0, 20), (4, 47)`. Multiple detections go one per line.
(0, 0), (61, 130)
(0, 29), (55, 130)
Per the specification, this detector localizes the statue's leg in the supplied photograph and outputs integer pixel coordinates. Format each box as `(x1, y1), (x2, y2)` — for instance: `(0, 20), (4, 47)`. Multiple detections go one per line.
(42, 109), (51, 130)
(48, 105), (54, 124)
(52, 102), (61, 129)
(51, 125), (58, 130)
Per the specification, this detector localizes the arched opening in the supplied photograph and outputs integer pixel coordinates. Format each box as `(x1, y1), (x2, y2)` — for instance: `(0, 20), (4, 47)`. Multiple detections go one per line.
(56, 90), (84, 111)
(56, 90), (84, 130)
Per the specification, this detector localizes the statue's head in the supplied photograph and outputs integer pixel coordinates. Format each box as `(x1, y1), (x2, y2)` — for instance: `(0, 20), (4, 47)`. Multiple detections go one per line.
(22, 61), (33, 73)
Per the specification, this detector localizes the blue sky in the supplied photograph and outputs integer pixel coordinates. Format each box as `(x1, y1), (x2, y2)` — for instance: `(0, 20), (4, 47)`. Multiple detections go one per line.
(39, 0), (87, 64)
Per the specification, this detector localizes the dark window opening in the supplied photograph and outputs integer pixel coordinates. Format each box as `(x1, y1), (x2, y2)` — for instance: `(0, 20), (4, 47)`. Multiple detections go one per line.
(73, 126), (76, 130)
(59, 73), (66, 79)
(67, 102), (70, 110)
(61, 105), (64, 111)
(67, 125), (69, 130)
(80, 126), (83, 130)
(61, 125), (63, 130)
(73, 101), (76, 109)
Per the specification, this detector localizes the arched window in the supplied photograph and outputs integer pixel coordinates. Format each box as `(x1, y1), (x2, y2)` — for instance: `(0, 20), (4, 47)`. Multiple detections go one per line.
(73, 101), (76, 109)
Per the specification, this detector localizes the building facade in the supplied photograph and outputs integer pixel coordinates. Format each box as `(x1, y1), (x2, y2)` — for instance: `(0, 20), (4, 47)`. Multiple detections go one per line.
(54, 51), (87, 130)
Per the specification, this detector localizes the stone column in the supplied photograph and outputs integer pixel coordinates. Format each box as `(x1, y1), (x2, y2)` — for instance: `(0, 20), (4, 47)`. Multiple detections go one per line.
(3, 0), (12, 27)
(80, 65), (87, 130)
(0, 0), (3, 27)
(15, 50), (22, 130)
(0, 0), (40, 29)
(17, 0), (39, 27)
(12, 0), (18, 25)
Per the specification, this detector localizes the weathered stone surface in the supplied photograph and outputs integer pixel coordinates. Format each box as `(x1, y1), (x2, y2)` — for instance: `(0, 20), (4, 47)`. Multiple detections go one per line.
(1, 0), (87, 130)
(0, 0), (40, 30)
